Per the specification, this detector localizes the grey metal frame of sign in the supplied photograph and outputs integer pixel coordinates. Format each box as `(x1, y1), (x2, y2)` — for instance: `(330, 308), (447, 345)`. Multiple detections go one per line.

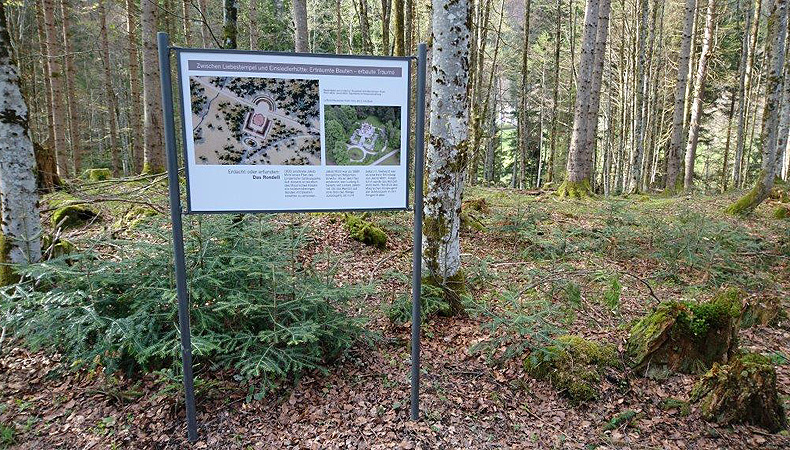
(174, 45), (413, 214)
(157, 32), (427, 442)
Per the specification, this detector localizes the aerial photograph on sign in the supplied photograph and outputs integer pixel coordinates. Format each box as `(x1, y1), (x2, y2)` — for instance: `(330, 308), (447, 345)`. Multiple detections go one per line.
(324, 105), (401, 166)
(190, 76), (321, 165)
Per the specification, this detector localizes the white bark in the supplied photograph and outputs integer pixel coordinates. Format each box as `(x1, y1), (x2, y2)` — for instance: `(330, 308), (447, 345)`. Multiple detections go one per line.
(141, 0), (165, 172)
(684, 0), (716, 191)
(627, 0), (649, 193)
(582, 0), (611, 184)
(0, 3), (43, 265)
(423, 0), (470, 281)
(665, 0), (696, 190)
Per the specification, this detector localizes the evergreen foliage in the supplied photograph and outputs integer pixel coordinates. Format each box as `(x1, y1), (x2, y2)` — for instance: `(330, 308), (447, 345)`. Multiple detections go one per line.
(0, 215), (366, 384)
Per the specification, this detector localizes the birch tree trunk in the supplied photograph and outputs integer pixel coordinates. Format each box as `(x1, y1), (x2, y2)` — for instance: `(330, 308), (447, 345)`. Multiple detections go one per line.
(59, 0), (81, 174)
(126, 0), (144, 173)
(99, 0), (120, 177)
(776, 26), (790, 180)
(41, 0), (69, 177)
(665, 0), (696, 191)
(141, 0), (165, 173)
(727, 0), (787, 214)
(627, 0), (649, 193)
(0, 1), (43, 283)
(683, 0), (716, 191)
(223, 0), (238, 49)
(560, 0), (599, 196)
(292, 0), (308, 52)
(423, 0), (470, 312)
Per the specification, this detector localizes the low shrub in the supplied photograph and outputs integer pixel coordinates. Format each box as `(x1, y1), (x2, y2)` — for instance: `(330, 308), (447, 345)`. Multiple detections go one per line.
(1, 215), (367, 387)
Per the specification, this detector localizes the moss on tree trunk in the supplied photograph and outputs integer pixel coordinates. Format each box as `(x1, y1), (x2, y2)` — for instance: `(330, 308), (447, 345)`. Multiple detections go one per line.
(627, 289), (742, 378)
(0, 231), (20, 287)
(691, 353), (787, 432)
(556, 179), (593, 199)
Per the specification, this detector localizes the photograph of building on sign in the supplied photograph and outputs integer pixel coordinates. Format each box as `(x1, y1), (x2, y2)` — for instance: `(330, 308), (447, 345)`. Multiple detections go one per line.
(324, 105), (401, 166)
(190, 76), (321, 165)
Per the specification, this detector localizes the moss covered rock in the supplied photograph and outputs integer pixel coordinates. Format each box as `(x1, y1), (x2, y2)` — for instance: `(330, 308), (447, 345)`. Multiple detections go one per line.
(344, 213), (387, 249)
(627, 289), (742, 378)
(525, 335), (620, 404)
(460, 210), (485, 232)
(84, 168), (112, 181)
(51, 205), (99, 229)
(691, 353), (787, 432)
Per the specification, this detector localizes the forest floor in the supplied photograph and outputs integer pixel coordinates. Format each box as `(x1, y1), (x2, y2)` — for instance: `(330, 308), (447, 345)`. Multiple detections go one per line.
(1, 180), (790, 449)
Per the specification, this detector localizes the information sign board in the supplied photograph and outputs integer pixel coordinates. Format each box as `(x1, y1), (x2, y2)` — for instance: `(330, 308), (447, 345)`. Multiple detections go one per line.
(176, 50), (411, 212)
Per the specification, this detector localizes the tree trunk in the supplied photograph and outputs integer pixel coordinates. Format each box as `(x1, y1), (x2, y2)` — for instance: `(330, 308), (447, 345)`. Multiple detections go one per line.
(727, 0), (787, 214)
(665, 0), (696, 191)
(99, 0), (120, 177)
(0, 1), (43, 277)
(393, 0), (404, 55)
(721, 88), (736, 192)
(627, 0), (649, 193)
(583, 0), (611, 191)
(34, 0), (60, 190)
(291, 0), (308, 52)
(59, 0), (81, 175)
(199, 0), (211, 47)
(561, 0), (600, 195)
(223, 0), (238, 49)
(775, 25), (790, 180)
(183, 0), (193, 46)
(335, 0), (343, 53)
(683, 0), (716, 191)
(731, 0), (757, 187)
(423, 0), (471, 312)
(356, 0), (373, 54)
(518, 0), (531, 190)
(141, 0), (165, 173)
(41, 0), (69, 177)
(405, 0), (413, 53)
(547, 0), (561, 184)
(126, 0), (144, 173)
(381, 0), (391, 54)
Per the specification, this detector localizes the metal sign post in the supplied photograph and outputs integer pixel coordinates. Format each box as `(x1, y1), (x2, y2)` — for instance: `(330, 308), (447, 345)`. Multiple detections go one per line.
(158, 32), (198, 442)
(157, 32), (428, 441)
(410, 43), (427, 421)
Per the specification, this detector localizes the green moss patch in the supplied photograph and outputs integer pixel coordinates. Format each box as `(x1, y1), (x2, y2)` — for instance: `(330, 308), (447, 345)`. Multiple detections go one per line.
(626, 289), (742, 378)
(525, 335), (620, 404)
(344, 213), (387, 249)
(659, 397), (691, 416)
(51, 205), (99, 230)
(603, 409), (639, 430)
(556, 179), (593, 199)
(41, 234), (76, 259)
(691, 353), (787, 432)
(0, 231), (19, 287)
(773, 207), (789, 219)
(83, 168), (112, 181)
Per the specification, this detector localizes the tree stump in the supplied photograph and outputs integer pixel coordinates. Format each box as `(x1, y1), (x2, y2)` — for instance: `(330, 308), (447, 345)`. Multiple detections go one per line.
(691, 353), (787, 432)
(626, 289), (742, 378)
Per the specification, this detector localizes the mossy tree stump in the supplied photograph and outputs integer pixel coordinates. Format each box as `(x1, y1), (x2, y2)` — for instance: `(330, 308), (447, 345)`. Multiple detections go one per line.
(556, 179), (594, 199)
(344, 213), (387, 249)
(525, 335), (620, 404)
(627, 289), (742, 378)
(691, 353), (787, 432)
(51, 205), (99, 230)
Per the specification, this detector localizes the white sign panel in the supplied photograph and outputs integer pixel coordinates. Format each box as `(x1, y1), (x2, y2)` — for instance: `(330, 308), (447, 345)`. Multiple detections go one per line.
(176, 50), (411, 213)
